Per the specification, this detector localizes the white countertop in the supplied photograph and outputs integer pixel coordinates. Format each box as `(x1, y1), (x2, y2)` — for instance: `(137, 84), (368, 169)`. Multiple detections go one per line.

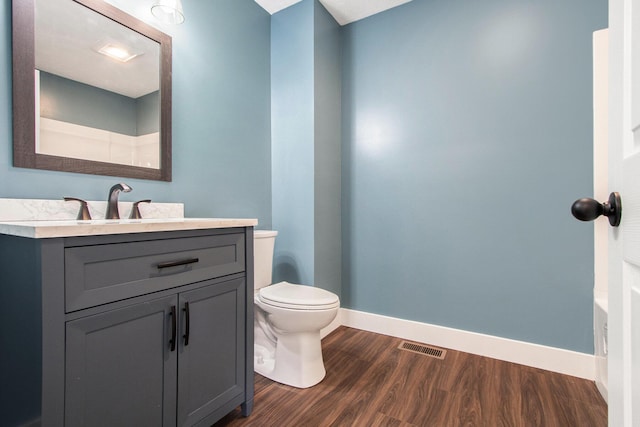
(0, 218), (258, 239)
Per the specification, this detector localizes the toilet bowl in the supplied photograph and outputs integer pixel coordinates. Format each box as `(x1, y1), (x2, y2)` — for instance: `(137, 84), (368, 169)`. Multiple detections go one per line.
(253, 231), (340, 388)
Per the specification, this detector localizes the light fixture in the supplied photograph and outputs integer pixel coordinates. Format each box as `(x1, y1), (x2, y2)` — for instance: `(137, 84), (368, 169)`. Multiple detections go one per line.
(151, 0), (185, 25)
(97, 44), (140, 62)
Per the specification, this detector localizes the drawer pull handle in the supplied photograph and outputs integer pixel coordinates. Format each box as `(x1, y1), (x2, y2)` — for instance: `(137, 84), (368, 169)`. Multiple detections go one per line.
(169, 305), (177, 352)
(157, 257), (200, 269)
(183, 302), (190, 346)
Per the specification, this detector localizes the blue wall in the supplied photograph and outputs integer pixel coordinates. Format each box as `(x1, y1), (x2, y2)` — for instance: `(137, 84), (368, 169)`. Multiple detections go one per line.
(313, 0), (342, 296)
(40, 71), (154, 136)
(137, 91), (160, 136)
(1, 0), (272, 227)
(341, 0), (607, 353)
(271, 0), (315, 285)
(271, 0), (342, 296)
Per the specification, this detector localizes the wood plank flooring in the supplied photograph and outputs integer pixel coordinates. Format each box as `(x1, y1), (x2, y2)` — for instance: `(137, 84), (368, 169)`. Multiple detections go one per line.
(213, 327), (607, 427)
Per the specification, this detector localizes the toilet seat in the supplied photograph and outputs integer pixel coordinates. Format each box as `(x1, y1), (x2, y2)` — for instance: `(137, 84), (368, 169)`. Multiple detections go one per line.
(259, 281), (339, 310)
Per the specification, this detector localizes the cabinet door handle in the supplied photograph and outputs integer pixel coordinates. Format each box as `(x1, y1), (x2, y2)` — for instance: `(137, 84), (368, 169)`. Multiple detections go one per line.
(156, 258), (199, 269)
(169, 305), (177, 352)
(183, 302), (190, 346)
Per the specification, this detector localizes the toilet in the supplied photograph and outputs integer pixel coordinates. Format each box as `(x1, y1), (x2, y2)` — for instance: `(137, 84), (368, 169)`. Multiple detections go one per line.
(253, 230), (340, 388)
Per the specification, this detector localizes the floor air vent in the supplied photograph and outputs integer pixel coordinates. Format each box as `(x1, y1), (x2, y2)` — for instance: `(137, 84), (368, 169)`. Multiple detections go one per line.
(398, 341), (446, 359)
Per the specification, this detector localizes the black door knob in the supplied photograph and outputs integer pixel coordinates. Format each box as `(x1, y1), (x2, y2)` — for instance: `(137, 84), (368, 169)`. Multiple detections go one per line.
(571, 192), (621, 227)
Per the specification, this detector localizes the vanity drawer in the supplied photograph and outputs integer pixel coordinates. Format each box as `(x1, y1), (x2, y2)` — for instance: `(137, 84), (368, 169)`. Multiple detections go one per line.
(65, 232), (245, 312)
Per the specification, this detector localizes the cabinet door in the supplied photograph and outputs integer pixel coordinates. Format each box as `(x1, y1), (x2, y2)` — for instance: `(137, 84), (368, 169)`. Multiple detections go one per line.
(65, 296), (178, 427)
(177, 278), (246, 426)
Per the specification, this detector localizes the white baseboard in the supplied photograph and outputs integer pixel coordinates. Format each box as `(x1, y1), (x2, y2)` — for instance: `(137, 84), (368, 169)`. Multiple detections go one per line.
(596, 378), (609, 404)
(335, 308), (595, 380)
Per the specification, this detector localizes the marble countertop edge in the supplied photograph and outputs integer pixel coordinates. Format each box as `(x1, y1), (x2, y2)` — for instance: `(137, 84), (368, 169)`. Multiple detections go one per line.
(0, 218), (259, 239)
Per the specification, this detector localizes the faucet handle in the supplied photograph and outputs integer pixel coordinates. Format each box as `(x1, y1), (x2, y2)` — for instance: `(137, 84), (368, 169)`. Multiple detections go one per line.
(130, 199), (152, 219)
(64, 197), (92, 220)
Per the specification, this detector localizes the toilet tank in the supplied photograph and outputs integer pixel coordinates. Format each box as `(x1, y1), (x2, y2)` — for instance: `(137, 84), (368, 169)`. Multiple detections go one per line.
(254, 230), (278, 289)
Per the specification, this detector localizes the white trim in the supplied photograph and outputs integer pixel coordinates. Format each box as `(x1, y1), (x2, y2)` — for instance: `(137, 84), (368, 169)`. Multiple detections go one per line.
(593, 28), (610, 403)
(333, 308), (596, 380)
(597, 378), (609, 404)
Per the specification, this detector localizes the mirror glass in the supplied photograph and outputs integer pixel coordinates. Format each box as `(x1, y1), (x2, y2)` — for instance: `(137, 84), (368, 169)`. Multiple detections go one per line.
(13, 0), (172, 181)
(36, 0), (160, 168)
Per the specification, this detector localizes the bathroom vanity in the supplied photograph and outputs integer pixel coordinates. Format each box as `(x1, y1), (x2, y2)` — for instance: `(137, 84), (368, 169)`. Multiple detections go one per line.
(0, 214), (256, 427)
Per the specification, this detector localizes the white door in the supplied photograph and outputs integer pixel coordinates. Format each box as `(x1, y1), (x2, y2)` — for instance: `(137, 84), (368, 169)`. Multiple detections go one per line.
(608, 0), (640, 425)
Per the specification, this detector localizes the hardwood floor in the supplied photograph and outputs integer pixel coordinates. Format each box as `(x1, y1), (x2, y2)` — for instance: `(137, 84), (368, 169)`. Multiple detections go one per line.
(214, 327), (607, 427)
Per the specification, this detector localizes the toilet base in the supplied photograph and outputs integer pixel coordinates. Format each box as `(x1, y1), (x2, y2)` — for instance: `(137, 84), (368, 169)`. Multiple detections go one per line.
(254, 330), (326, 388)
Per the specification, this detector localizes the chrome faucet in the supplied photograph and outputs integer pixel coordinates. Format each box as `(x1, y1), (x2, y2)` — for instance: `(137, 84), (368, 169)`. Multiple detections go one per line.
(105, 183), (132, 219)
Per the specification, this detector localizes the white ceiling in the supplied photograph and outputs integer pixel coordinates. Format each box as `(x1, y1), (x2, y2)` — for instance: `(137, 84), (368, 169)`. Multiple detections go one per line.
(36, 0), (160, 99)
(254, 0), (413, 25)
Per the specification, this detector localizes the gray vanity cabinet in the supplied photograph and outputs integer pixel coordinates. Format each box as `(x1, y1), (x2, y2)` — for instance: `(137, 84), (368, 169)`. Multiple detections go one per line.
(0, 227), (254, 427)
(65, 277), (246, 427)
(65, 295), (178, 427)
(177, 279), (245, 426)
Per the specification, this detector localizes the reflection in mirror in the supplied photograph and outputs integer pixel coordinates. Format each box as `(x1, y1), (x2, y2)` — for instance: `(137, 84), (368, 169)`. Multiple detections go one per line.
(13, 0), (172, 181)
(36, 0), (160, 168)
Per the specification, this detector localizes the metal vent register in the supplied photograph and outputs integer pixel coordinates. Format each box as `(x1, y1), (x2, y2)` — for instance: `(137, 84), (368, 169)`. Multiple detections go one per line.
(398, 341), (446, 359)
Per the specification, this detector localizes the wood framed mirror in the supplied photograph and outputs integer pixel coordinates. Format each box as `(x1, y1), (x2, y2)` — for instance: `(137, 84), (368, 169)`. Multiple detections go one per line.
(12, 0), (172, 181)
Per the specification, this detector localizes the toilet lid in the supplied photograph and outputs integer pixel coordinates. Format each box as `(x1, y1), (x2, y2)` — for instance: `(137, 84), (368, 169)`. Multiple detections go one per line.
(259, 281), (339, 310)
